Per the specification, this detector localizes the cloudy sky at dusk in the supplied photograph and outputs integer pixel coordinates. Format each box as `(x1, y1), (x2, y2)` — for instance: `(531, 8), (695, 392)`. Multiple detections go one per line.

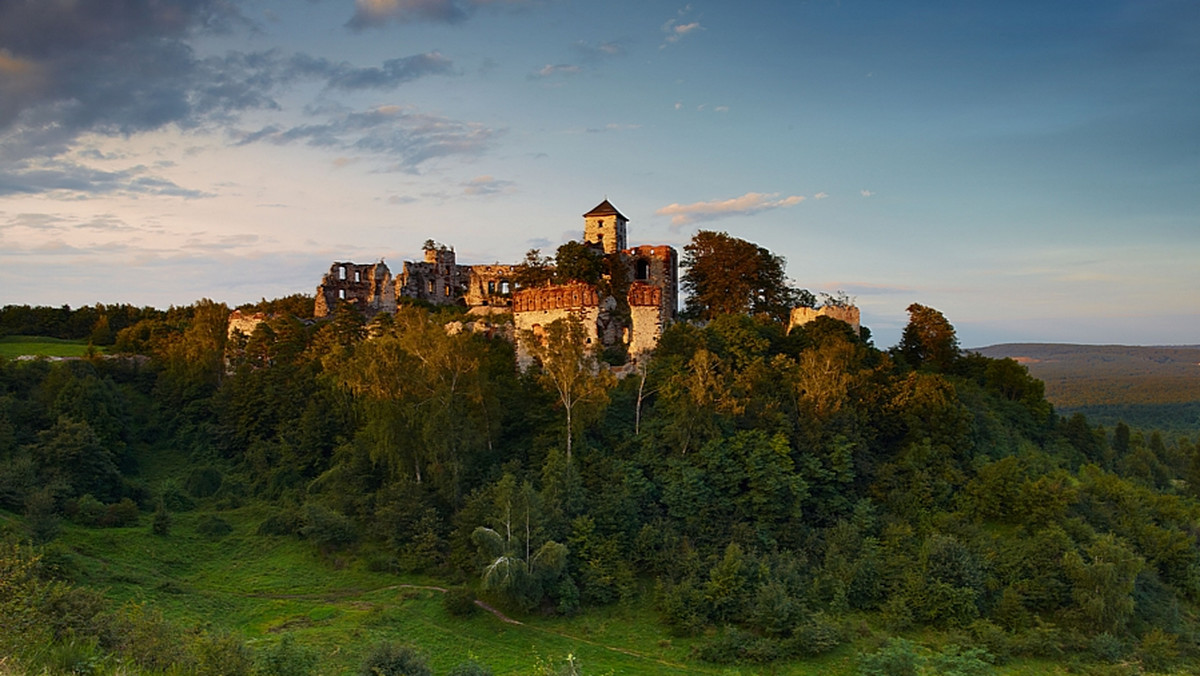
(1, 0), (1196, 348)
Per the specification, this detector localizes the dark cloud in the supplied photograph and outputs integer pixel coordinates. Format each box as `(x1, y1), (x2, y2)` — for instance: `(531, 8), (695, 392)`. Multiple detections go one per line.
(236, 106), (500, 170)
(286, 52), (454, 91)
(0, 1), (461, 195)
(346, 0), (532, 30)
(0, 160), (209, 198)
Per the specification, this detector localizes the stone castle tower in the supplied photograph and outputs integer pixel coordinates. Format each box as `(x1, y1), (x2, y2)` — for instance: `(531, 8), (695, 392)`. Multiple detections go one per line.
(583, 199), (628, 254)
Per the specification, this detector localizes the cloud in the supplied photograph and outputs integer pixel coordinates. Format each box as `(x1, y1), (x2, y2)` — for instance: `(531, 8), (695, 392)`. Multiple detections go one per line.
(347, 0), (530, 29)
(0, 159), (209, 198)
(0, 1), (460, 194)
(530, 64), (581, 79)
(288, 52), (454, 90)
(860, 189), (875, 197)
(656, 192), (806, 227)
(661, 7), (703, 47)
(814, 192), (829, 200)
(573, 40), (626, 61)
(235, 106), (501, 170)
(462, 175), (514, 196)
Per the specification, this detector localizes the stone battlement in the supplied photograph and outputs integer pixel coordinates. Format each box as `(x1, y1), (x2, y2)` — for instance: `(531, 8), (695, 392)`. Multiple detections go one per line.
(512, 283), (600, 312)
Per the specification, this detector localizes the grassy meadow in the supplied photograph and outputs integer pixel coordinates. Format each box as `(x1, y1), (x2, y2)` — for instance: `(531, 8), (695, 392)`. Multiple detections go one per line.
(0, 335), (93, 359)
(8, 499), (1073, 675)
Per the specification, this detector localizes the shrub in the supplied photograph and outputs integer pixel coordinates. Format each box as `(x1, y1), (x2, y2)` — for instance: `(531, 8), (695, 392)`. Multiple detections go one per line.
(151, 502), (171, 536)
(442, 587), (479, 617)
(185, 467), (223, 498)
(99, 498), (140, 527)
(159, 478), (194, 512)
(925, 644), (994, 676)
(187, 630), (253, 676)
(256, 633), (318, 676)
(70, 494), (106, 526)
(788, 612), (844, 657)
(358, 642), (431, 676)
(195, 515), (233, 538)
(300, 504), (357, 552)
(258, 506), (303, 536)
(857, 638), (921, 676)
(446, 661), (493, 676)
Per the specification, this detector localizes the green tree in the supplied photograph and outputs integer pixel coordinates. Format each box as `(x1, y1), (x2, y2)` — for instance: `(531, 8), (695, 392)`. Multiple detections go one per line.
(553, 241), (604, 285)
(513, 249), (554, 288)
(897, 303), (959, 371)
(471, 475), (569, 611)
(680, 230), (810, 322)
(522, 317), (615, 463)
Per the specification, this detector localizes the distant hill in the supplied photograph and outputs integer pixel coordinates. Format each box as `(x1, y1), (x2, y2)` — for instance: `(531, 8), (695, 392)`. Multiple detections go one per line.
(972, 343), (1200, 433)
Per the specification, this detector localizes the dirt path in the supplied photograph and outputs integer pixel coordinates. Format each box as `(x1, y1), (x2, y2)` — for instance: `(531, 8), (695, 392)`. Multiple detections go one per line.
(249, 583), (704, 672)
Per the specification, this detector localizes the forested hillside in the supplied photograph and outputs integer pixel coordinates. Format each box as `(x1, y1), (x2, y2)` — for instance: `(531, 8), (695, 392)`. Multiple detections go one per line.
(3, 299), (1200, 674)
(974, 343), (1200, 433)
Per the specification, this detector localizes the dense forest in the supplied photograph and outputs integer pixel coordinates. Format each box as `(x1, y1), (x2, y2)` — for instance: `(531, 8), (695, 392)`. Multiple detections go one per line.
(3, 281), (1200, 673)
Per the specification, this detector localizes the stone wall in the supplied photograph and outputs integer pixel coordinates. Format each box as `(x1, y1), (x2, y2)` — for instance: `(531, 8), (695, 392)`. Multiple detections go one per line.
(788, 305), (861, 335)
(464, 264), (518, 308)
(314, 262), (396, 318)
(227, 310), (270, 339)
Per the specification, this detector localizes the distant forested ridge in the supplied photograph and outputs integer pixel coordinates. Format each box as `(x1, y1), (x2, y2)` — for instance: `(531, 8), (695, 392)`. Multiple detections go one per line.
(974, 343), (1200, 433)
(3, 299), (1200, 673)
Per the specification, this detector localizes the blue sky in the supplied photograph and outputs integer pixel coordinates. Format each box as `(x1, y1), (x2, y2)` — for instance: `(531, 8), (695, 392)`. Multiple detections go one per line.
(1, 0), (1196, 348)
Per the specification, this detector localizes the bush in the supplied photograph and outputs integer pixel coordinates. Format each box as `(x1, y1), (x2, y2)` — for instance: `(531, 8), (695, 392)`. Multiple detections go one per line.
(187, 630), (253, 676)
(442, 587), (479, 617)
(300, 504), (357, 552)
(358, 642), (431, 676)
(185, 467), (223, 498)
(446, 661), (493, 676)
(159, 478), (194, 512)
(70, 494), (106, 526)
(788, 612), (844, 657)
(151, 502), (171, 536)
(99, 498), (140, 527)
(857, 638), (921, 676)
(258, 506), (303, 536)
(257, 633), (318, 676)
(195, 515), (233, 538)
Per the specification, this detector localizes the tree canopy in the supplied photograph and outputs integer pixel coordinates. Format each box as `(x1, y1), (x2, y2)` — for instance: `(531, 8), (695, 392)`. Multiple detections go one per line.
(680, 230), (812, 322)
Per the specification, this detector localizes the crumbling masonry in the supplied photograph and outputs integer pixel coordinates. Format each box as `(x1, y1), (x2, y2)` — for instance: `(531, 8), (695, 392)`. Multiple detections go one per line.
(314, 200), (679, 361)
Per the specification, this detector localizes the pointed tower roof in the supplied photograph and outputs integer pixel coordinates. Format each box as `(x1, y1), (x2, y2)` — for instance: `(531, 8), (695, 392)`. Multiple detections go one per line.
(583, 199), (628, 221)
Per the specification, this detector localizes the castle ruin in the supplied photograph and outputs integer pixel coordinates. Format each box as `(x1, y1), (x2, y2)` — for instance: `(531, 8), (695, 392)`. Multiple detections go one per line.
(314, 200), (679, 361)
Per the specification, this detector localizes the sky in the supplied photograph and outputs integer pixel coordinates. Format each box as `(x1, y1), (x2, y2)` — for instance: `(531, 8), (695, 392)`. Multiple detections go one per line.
(1, 0), (1197, 349)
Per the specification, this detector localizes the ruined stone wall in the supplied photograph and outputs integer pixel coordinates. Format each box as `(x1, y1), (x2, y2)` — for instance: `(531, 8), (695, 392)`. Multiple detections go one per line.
(627, 282), (667, 359)
(623, 244), (678, 321)
(227, 310), (270, 339)
(314, 262), (396, 318)
(788, 305), (861, 335)
(396, 259), (467, 305)
(463, 264), (518, 308)
(512, 282), (610, 368)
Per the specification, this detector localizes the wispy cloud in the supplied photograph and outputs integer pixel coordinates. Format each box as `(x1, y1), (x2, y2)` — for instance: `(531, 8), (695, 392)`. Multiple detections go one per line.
(661, 6), (703, 47)
(235, 106), (501, 171)
(462, 175), (514, 196)
(573, 40), (626, 61)
(814, 192), (829, 200)
(347, 0), (531, 29)
(530, 64), (581, 80)
(656, 192), (805, 228)
(860, 189), (875, 197)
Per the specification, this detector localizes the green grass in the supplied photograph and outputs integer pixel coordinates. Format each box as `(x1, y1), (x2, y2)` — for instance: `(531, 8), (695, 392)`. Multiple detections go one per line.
(0, 335), (93, 359)
(46, 504), (1077, 676)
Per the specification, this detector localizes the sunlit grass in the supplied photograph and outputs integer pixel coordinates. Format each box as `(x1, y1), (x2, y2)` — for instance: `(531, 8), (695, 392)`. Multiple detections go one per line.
(0, 335), (93, 359)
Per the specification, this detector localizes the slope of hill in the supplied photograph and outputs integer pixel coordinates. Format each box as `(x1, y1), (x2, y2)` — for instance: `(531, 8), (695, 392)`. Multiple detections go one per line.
(972, 343), (1200, 431)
